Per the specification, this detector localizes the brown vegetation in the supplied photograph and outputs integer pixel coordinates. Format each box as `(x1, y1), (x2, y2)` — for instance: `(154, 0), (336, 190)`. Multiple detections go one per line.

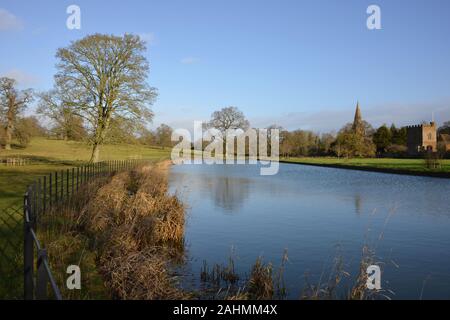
(199, 252), (289, 300)
(40, 163), (188, 299)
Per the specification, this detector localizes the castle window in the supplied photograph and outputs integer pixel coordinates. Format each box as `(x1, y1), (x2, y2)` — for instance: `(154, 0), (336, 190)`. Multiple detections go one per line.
(428, 133), (433, 140)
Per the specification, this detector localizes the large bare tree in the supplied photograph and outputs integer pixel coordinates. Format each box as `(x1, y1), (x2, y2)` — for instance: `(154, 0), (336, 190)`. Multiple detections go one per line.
(206, 106), (250, 134)
(54, 33), (157, 162)
(205, 106), (250, 156)
(0, 77), (33, 150)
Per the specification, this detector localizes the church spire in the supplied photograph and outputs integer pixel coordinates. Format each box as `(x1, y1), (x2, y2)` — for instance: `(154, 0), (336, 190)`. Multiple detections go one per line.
(352, 101), (365, 136)
(354, 101), (362, 124)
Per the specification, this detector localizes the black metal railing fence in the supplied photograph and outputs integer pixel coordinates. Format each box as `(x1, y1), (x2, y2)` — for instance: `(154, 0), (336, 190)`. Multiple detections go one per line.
(1, 159), (148, 299)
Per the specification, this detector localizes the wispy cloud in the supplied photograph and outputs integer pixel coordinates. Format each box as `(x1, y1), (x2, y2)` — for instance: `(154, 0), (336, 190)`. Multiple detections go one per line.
(139, 32), (156, 46)
(180, 57), (199, 64)
(0, 8), (23, 31)
(1, 69), (39, 86)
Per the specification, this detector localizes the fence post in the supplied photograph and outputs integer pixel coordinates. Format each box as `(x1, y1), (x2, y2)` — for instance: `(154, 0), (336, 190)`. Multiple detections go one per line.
(43, 176), (47, 215)
(60, 170), (64, 201)
(55, 171), (58, 203)
(23, 190), (34, 300)
(36, 248), (49, 300)
(37, 179), (42, 220)
(32, 183), (37, 230)
(49, 173), (53, 208)
(66, 169), (69, 199)
(72, 168), (75, 196)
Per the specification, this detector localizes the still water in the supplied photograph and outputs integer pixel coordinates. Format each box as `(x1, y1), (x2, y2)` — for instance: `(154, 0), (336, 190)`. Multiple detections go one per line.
(168, 163), (450, 299)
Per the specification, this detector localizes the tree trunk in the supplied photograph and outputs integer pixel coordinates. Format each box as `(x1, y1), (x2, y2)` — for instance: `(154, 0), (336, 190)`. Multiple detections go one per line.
(4, 125), (12, 150)
(4, 98), (15, 150)
(89, 116), (109, 163)
(90, 143), (100, 163)
(4, 114), (14, 150)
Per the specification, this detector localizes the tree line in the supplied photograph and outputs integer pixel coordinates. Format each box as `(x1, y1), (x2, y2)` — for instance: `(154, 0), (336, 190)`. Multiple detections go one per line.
(280, 121), (450, 158)
(201, 106), (450, 158)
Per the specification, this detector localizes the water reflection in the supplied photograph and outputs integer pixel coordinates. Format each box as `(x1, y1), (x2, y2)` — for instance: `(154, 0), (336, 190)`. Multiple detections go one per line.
(207, 176), (250, 213)
(354, 194), (363, 215)
(169, 163), (450, 299)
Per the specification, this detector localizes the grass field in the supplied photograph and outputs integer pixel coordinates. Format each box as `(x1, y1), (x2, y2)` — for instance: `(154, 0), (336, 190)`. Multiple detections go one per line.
(0, 137), (170, 208)
(282, 157), (450, 173)
(0, 137), (171, 298)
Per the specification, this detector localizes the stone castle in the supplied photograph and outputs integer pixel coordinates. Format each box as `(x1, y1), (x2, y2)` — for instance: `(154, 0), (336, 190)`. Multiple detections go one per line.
(406, 122), (437, 155)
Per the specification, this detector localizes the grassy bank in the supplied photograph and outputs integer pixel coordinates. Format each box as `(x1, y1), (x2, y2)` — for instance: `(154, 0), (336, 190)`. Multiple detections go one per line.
(0, 137), (170, 208)
(0, 137), (170, 162)
(281, 157), (450, 177)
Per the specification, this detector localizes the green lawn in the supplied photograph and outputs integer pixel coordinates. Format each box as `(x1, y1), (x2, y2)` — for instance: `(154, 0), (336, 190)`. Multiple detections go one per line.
(0, 137), (170, 162)
(0, 137), (171, 208)
(282, 157), (450, 172)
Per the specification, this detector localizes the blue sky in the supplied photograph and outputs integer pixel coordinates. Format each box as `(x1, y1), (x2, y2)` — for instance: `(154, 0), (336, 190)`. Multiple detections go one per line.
(1, 0), (450, 132)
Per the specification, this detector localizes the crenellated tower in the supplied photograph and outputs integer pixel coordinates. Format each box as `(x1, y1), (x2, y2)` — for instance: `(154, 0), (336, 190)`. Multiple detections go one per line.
(406, 122), (437, 155)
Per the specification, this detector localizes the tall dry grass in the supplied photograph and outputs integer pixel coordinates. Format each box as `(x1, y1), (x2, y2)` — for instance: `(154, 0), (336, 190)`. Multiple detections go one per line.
(199, 244), (389, 301)
(199, 251), (289, 300)
(40, 164), (188, 299)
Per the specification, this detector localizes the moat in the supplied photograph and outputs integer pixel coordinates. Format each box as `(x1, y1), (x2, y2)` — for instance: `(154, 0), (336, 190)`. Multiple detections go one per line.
(169, 163), (450, 299)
